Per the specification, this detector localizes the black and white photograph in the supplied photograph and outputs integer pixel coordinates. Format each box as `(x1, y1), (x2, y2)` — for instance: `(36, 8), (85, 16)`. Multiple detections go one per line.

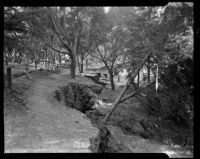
(4, 4), (193, 157)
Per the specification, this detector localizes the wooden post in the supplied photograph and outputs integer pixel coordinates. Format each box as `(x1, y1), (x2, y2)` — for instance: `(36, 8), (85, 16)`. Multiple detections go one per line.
(7, 67), (12, 89)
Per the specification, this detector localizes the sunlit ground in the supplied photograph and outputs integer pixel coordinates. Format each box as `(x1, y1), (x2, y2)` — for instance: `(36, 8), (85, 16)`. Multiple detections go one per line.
(104, 7), (110, 13)
(160, 146), (193, 158)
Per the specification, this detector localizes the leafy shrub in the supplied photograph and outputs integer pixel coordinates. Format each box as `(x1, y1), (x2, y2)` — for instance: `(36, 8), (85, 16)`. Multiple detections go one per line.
(142, 57), (193, 126)
(144, 88), (193, 125)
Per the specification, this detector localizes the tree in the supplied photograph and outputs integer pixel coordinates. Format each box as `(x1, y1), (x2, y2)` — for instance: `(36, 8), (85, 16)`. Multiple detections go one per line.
(9, 7), (68, 70)
(93, 28), (129, 90)
(89, 8), (130, 90)
(4, 7), (30, 65)
(4, 7), (49, 69)
(100, 4), (193, 125)
(102, 53), (152, 124)
(111, 4), (193, 86)
(46, 7), (94, 78)
(102, 7), (153, 87)
(77, 24), (92, 73)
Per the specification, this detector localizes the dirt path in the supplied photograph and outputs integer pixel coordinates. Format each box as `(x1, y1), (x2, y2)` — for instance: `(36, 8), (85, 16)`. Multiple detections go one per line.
(4, 70), (193, 156)
(4, 72), (99, 153)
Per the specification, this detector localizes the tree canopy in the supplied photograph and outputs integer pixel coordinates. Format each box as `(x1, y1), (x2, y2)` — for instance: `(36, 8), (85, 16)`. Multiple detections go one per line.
(4, 4), (193, 79)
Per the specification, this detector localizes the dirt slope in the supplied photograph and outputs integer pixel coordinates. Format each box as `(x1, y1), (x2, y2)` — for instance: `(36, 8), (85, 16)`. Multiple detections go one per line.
(4, 72), (99, 153)
(4, 70), (193, 157)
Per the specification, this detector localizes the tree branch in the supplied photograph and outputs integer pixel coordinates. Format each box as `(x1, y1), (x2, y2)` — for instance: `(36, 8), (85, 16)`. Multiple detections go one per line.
(119, 81), (155, 104)
(110, 50), (120, 70)
(94, 41), (111, 69)
(45, 42), (69, 55)
(49, 10), (72, 53)
(91, 53), (104, 63)
(95, 42), (106, 62)
(114, 62), (129, 76)
(103, 43), (109, 60)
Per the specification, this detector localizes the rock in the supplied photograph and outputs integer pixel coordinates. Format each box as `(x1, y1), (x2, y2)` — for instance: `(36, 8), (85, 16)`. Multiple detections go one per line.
(89, 84), (103, 94)
(68, 82), (103, 94)
(54, 90), (61, 101)
(55, 82), (103, 113)
(139, 131), (152, 139)
(13, 72), (26, 78)
(74, 97), (83, 111)
(62, 85), (75, 108)
(89, 125), (132, 153)
(86, 109), (105, 125)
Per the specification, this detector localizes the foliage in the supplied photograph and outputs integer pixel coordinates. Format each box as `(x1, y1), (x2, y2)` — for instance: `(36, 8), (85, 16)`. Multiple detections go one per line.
(141, 57), (193, 126)
(4, 7), (47, 65)
(115, 4), (194, 77)
(89, 8), (130, 90)
(4, 5), (193, 77)
(4, 5), (194, 150)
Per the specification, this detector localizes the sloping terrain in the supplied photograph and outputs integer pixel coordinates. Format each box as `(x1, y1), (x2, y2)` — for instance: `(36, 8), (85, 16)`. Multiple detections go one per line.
(4, 68), (193, 157)
(4, 71), (98, 153)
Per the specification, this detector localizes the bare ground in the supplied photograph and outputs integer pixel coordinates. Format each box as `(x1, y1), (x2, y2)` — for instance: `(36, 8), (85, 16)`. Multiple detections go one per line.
(4, 68), (193, 157)
(4, 71), (99, 153)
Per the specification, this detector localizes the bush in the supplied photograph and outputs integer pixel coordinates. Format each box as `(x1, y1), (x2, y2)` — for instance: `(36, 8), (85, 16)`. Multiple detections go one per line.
(141, 57), (193, 126)
(144, 88), (193, 125)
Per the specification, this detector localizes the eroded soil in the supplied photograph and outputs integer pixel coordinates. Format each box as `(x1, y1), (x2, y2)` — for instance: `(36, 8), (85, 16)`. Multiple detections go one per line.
(4, 69), (193, 157)
(4, 71), (99, 153)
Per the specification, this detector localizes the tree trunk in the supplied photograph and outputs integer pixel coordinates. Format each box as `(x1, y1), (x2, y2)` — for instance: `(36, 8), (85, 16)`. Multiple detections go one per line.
(19, 55), (22, 64)
(147, 55), (150, 83)
(109, 71), (115, 91)
(101, 79), (129, 124)
(58, 53), (61, 65)
(86, 59), (88, 69)
(45, 50), (48, 68)
(138, 71), (140, 86)
(119, 80), (156, 104)
(81, 62), (84, 73)
(71, 33), (78, 78)
(76, 52), (81, 75)
(80, 55), (84, 73)
(70, 51), (76, 79)
(54, 52), (56, 65)
(101, 53), (150, 124)
(35, 61), (37, 70)
(18, 52), (22, 64)
(25, 64), (30, 80)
